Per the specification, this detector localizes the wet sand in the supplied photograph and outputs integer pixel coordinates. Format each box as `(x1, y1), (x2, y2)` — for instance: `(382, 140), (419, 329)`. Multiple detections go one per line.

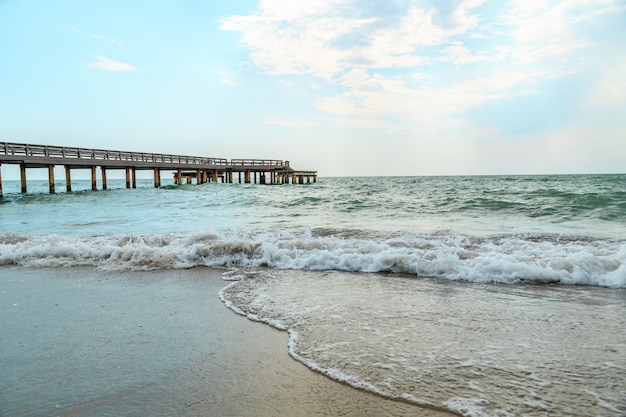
(0, 267), (452, 417)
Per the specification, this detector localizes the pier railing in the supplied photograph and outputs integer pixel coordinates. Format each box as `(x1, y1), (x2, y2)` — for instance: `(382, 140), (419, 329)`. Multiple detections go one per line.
(230, 158), (289, 167)
(1, 142), (228, 166)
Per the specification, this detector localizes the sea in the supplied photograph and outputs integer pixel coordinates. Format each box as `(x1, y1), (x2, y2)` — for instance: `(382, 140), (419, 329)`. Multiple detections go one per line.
(1, 174), (625, 416)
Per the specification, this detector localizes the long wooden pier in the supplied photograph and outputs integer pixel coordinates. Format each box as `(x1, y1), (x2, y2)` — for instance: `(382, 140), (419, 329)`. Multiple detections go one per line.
(0, 142), (317, 196)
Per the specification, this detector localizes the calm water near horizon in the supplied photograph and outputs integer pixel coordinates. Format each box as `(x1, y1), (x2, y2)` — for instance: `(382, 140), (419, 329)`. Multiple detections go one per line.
(1, 174), (625, 416)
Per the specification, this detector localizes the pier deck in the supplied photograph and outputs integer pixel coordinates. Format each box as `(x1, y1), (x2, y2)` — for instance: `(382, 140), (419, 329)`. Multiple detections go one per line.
(0, 142), (317, 195)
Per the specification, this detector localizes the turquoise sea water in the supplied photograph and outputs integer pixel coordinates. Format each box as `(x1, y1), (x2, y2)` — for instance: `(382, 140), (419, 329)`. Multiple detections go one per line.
(1, 175), (624, 287)
(1, 174), (625, 416)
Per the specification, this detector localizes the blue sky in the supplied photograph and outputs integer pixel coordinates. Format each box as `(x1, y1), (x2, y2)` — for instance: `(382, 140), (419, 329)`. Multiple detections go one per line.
(1, 0), (625, 177)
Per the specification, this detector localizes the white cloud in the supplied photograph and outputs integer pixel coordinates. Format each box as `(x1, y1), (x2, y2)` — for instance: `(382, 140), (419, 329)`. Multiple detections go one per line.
(571, 4), (626, 23)
(220, 0), (477, 78)
(508, 0), (552, 17)
(220, 1), (372, 79)
(222, 0), (623, 135)
(220, 0), (497, 81)
(252, 0), (343, 21)
(86, 56), (136, 72)
(503, 0), (623, 63)
(315, 66), (546, 130)
(221, 0), (458, 80)
(453, 0), (487, 29)
(439, 45), (486, 64)
(584, 57), (626, 106)
(218, 70), (236, 86)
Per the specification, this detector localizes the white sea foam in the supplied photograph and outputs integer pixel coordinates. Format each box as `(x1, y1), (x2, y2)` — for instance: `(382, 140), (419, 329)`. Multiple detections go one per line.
(1, 231), (625, 288)
(219, 268), (626, 417)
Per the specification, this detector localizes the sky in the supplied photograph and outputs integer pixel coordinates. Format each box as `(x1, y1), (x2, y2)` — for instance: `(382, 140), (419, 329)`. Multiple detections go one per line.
(1, 0), (625, 177)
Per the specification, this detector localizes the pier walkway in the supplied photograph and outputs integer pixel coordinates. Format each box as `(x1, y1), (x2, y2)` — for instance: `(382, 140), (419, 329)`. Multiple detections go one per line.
(0, 142), (317, 196)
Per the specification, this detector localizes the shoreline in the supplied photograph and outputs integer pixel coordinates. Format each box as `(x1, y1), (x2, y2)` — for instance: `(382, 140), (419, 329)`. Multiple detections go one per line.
(219, 275), (461, 417)
(1, 266), (453, 417)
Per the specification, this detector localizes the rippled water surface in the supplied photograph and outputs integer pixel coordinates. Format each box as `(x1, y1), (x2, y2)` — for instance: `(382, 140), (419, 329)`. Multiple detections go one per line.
(221, 268), (626, 417)
(2, 175), (625, 287)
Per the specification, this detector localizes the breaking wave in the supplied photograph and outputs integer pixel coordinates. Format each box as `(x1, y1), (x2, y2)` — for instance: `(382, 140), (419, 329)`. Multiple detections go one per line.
(2, 230), (624, 288)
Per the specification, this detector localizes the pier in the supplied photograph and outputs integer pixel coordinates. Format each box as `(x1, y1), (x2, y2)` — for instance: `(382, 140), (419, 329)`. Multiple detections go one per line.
(0, 142), (317, 196)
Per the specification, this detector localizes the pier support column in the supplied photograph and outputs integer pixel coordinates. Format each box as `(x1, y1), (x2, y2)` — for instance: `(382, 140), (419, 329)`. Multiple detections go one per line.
(238, 172), (242, 184)
(228, 169), (233, 184)
(125, 167), (131, 189)
(48, 165), (55, 194)
(176, 169), (182, 186)
(65, 166), (72, 192)
(154, 168), (161, 188)
(212, 169), (218, 183)
(196, 169), (201, 185)
(292, 174), (297, 184)
(254, 172), (257, 184)
(91, 166), (97, 191)
(101, 167), (107, 190)
(20, 163), (27, 193)
(245, 170), (250, 184)
(0, 164), (3, 198)
(132, 168), (137, 189)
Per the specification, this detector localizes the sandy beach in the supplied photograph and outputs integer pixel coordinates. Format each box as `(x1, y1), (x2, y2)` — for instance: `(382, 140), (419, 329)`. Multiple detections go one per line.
(1, 266), (452, 417)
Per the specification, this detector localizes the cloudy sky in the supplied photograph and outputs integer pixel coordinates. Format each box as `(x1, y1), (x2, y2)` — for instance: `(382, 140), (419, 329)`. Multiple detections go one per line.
(1, 0), (624, 176)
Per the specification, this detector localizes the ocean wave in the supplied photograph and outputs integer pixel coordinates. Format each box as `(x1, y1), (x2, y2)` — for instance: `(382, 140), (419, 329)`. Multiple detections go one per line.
(1, 230), (624, 288)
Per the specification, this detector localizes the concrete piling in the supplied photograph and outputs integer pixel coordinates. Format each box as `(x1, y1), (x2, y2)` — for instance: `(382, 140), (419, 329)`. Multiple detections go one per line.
(154, 168), (161, 188)
(48, 165), (55, 194)
(20, 164), (27, 193)
(101, 167), (107, 190)
(65, 166), (72, 192)
(91, 166), (97, 191)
